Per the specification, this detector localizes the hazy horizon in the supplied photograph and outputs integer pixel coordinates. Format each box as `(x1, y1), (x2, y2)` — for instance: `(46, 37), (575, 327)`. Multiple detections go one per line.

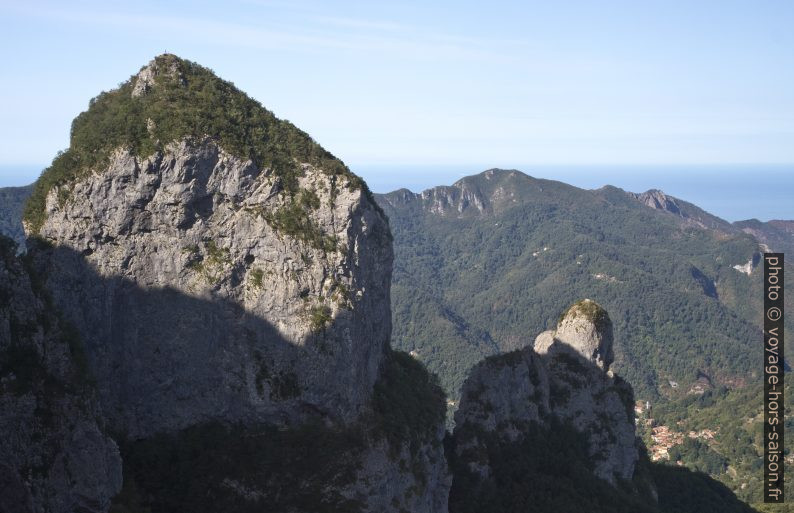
(360, 163), (794, 223)
(3, 163), (791, 223)
(2, 1), (791, 223)
(1, 1), (792, 167)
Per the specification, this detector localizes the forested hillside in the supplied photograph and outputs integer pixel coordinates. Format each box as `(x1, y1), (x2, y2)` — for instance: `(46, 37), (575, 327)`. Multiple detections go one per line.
(377, 169), (791, 403)
(641, 381), (793, 510)
(2, 165), (791, 511)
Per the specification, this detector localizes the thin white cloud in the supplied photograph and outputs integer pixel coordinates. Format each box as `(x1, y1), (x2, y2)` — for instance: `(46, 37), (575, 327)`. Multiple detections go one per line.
(315, 15), (412, 33)
(5, 3), (520, 62)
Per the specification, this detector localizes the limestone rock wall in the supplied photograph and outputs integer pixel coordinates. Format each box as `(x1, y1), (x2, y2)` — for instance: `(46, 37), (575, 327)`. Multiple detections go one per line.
(0, 239), (122, 513)
(454, 299), (639, 486)
(30, 138), (392, 437)
(21, 131), (449, 513)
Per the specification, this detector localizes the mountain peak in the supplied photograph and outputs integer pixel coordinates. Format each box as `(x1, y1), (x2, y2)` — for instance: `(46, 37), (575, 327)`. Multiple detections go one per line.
(24, 54), (359, 234)
(625, 188), (735, 233)
(131, 53), (186, 97)
(533, 299), (614, 371)
(630, 189), (681, 214)
(451, 168), (532, 188)
(376, 168), (592, 218)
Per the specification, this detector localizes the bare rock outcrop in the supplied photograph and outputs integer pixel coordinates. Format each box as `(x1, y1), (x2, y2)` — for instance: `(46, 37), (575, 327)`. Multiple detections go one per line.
(626, 188), (737, 233)
(0, 238), (122, 513)
(453, 299), (640, 489)
(131, 55), (184, 97)
(30, 138), (392, 437)
(14, 54), (447, 513)
(535, 298), (614, 370)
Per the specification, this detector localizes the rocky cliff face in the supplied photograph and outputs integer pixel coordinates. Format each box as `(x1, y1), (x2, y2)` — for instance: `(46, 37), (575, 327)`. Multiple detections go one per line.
(0, 237), (122, 513)
(734, 218), (794, 254)
(11, 54), (447, 513)
(629, 189), (683, 215)
(531, 300), (636, 483)
(626, 189), (736, 233)
(31, 137), (391, 436)
(450, 300), (645, 510)
(535, 299), (615, 371)
(378, 169), (537, 217)
(0, 185), (32, 249)
(25, 55), (394, 436)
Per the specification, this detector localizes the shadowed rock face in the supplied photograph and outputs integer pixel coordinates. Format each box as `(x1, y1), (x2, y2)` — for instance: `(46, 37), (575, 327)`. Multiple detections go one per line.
(30, 138), (392, 437)
(0, 213), (450, 513)
(0, 185), (32, 248)
(0, 238), (122, 513)
(453, 300), (638, 490)
(7, 238), (447, 513)
(10, 53), (451, 513)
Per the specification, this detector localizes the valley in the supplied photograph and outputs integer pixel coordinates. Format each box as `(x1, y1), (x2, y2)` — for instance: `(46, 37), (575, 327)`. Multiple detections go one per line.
(0, 54), (790, 513)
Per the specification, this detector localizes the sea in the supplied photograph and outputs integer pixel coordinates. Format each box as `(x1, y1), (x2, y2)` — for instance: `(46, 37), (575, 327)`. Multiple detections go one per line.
(353, 164), (794, 223)
(2, 164), (792, 223)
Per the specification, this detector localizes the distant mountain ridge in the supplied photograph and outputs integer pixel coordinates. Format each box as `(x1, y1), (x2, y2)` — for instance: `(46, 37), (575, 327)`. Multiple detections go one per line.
(376, 168), (793, 507)
(378, 168), (790, 242)
(0, 55), (779, 513)
(376, 168), (793, 401)
(5, 168), (790, 250)
(625, 188), (738, 234)
(734, 218), (794, 255)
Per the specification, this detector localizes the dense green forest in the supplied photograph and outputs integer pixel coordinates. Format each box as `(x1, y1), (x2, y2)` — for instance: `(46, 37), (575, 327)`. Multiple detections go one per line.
(644, 381), (793, 509)
(378, 169), (792, 507)
(377, 170), (787, 403)
(448, 417), (757, 513)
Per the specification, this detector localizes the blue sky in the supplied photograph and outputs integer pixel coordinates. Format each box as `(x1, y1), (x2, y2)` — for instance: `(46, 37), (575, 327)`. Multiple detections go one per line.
(0, 1), (792, 219)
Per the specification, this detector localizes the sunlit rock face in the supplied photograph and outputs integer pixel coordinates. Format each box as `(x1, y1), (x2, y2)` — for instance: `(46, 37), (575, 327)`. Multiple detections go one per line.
(31, 137), (392, 437)
(455, 299), (638, 486)
(15, 54), (449, 513)
(536, 298), (614, 370)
